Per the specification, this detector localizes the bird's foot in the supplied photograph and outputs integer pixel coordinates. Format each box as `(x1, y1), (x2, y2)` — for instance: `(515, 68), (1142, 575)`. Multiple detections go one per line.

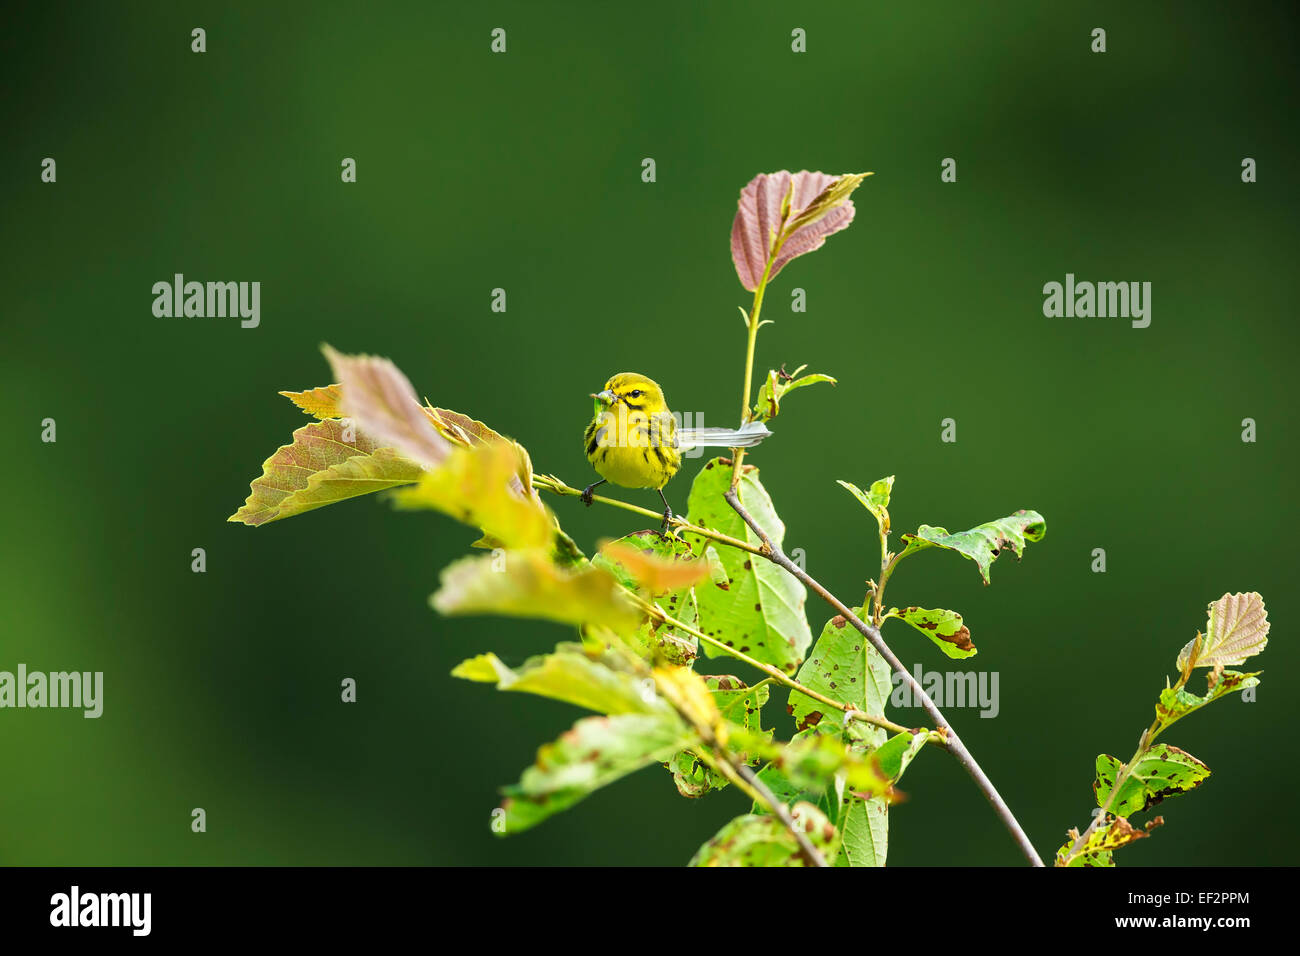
(580, 483), (599, 507)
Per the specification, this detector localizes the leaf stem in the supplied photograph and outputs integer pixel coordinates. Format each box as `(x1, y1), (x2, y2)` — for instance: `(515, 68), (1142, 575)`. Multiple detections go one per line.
(872, 552), (903, 626)
(735, 761), (829, 867)
(691, 747), (765, 805)
(723, 488), (1045, 867)
(588, 627), (824, 864)
(731, 235), (785, 493)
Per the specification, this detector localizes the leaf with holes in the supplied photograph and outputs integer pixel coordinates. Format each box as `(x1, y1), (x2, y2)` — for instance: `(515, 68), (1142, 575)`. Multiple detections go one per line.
(690, 802), (839, 866)
(899, 510), (1046, 585)
(1094, 744), (1210, 817)
(666, 676), (772, 797)
(886, 606), (976, 659)
(683, 459), (812, 675)
(1154, 669), (1260, 735)
(593, 531), (706, 664)
(788, 610), (892, 747)
(1057, 816), (1164, 867)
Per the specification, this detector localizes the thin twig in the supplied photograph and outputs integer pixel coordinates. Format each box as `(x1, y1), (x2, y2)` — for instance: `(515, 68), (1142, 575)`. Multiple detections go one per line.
(533, 474), (765, 557)
(1058, 737), (1142, 866)
(737, 762), (828, 867)
(630, 592), (940, 745)
(1059, 711), (1165, 863)
(688, 747), (826, 866)
(724, 488), (1045, 867)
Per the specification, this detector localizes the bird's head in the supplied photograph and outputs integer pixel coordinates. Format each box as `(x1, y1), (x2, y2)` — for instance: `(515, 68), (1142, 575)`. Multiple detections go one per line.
(591, 373), (669, 414)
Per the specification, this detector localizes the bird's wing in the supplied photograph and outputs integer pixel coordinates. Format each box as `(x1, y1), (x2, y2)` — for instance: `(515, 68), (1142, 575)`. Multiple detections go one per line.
(675, 421), (772, 451)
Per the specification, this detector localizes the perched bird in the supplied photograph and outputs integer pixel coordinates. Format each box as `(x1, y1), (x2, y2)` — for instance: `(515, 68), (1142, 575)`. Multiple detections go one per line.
(581, 372), (772, 525)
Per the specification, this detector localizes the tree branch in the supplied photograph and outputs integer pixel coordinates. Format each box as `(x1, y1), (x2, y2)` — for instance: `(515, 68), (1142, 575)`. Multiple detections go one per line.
(648, 655), (828, 867)
(724, 488), (1045, 868)
(631, 592), (941, 745)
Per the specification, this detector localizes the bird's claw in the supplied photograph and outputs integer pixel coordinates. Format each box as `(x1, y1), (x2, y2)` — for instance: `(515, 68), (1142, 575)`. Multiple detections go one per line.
(580, 484), (597, 507)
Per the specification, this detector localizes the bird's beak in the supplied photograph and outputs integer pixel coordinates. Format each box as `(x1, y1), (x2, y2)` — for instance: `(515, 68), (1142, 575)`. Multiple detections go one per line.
(593, 389), (617, 406)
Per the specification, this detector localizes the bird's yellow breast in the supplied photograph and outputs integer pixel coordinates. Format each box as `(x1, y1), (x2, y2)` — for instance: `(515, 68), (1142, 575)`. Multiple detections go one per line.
(584, 407), (681, 490)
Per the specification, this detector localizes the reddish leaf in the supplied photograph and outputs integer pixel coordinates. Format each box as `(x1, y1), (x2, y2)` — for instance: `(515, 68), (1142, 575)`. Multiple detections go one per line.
(730, 171), (869, 291)
(227, 419), (422, 526)
(322, 345), (452, 470)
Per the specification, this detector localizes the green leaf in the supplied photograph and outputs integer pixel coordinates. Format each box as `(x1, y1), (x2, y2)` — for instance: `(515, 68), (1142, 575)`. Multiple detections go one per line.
(666, 676), (772, 797)
(899, 509), (1046, 585)
(772, 729), (896, 798)
(684, 459), (813, 675)
(837, 797), (889, 867)
(1094, 744), (1210, 816)
(666, 750), (725, 798)
(837, 475), (894, 534)
(752, 365), (837, 422)
(750, 728), (830, 811)
(834, 731), (927, 867)
(593, 532), (706, 664)
(886, 606), (976, 659)
(432, 549), (643, 636)
(788, 610), (892, 747)
(499, 712), (692, 834)
(451, 646), (666, 717)
(872, 730), (929, 782)
(741, 724), (897, 805)
(1057, 816), (1163, 867)
(689, 802), (839, 867)
(228, 419), (422, 526)
(784, 609), (906, 866)
(702, 545), (730, 589)
(1154, 669), (1261, 735)
(1177, 592), (1269, 672)
(713, 676), (771, 731)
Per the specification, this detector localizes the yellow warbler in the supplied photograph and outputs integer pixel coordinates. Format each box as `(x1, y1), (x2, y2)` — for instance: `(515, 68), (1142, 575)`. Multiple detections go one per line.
(581, 373), (771, 524)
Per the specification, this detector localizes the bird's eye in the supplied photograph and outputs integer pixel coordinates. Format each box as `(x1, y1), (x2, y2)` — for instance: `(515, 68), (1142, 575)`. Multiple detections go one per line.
(629, 389), (642, 398)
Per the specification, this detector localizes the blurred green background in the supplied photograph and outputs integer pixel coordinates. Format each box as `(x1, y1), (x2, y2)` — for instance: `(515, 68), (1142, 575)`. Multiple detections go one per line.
(2, 1), (1296, 866)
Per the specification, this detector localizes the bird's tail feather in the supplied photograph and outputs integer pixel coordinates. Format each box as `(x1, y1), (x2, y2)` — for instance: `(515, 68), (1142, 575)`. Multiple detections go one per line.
(676, 421), (772, 451)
